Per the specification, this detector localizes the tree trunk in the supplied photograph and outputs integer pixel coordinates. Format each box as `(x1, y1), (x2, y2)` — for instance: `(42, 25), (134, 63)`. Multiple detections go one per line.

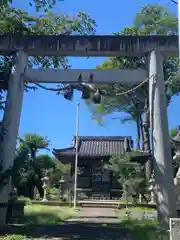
(136, 116), (141, 151)
(28, 183), (35, 200)
(35, 179), (44, 198)
(30, 149), (44, 199)
(142, 99), (152, 179)
(140, 113), (144, 146)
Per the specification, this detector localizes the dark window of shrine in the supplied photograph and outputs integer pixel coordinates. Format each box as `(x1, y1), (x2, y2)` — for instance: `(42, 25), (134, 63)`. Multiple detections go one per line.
(78, 164), (91, 177)
(77, 176), (91, 188)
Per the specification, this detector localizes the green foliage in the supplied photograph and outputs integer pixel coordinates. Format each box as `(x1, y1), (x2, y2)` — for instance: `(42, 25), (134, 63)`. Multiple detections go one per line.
(120, 219), (168, 240)
(86, 4), (180, 161)
(88, 4), (180, 129)
(0, 6), (96, 48)
(46, 187), (61, 200)
(49, 159), (70, 185)
(134, 4), (178, 35)
(23, 204), (75, 225)
(0, 0), (63, 12)
(19, 133), (49, 154)
(11, 133), (50, 197)
(170, 127), (178, 138)
(0, 6), (96, 111)
(109, 154), (146, 203)
(0, 234), (26, 240)
(10, 133), (70, 199)
(109, 155), (141, 182)
(35, 154), (55, 170)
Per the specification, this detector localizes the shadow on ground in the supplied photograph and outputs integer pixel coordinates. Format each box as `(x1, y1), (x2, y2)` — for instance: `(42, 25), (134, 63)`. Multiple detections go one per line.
(1, 222), (135, 240)
(1, 221), (167, 240)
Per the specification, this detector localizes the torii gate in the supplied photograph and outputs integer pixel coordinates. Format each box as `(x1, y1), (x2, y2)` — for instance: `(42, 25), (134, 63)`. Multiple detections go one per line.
(0, 35), (178, 230)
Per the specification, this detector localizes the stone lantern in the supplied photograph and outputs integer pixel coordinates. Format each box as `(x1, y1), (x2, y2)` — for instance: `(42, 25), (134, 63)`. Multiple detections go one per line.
(41, 170), (49, 202)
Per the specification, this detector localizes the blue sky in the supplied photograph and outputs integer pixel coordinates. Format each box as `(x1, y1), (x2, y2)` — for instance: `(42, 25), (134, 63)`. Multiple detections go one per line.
(11, 0), (180, 153)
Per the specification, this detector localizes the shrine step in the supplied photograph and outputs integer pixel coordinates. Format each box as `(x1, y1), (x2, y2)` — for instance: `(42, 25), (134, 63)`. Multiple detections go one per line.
(78, 200), (120, 208)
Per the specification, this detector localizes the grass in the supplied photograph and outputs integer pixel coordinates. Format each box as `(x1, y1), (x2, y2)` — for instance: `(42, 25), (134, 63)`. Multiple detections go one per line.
(0, 204), (75, 240)
(120, 219), (168, 240)
(0, 235), (27, 240)
(0, 204), (166, 240)
(117, 207), (168, 239)
(118, 206), (156, 215)
(22, 204), (76, 225)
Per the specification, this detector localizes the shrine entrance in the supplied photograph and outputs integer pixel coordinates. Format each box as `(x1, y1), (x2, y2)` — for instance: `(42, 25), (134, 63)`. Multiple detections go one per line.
(0, 34), (178, 229)
(92, 162), (111, 199)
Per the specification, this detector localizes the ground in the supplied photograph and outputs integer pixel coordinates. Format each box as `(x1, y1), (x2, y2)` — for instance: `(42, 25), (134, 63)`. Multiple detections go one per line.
(0, 205), (168, 240)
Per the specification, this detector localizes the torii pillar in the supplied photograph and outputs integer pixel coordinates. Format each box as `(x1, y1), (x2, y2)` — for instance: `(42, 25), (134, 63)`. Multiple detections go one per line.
(0, 51), (27, 230)
(149, 49), (176, 229)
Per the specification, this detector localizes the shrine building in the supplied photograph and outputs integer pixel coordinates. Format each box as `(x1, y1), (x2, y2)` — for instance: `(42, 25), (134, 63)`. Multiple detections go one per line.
(53, 136), (135, 200)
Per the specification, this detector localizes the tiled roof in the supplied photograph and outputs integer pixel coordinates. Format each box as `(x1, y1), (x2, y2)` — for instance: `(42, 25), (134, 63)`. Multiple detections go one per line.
(53, 136), (133, 157)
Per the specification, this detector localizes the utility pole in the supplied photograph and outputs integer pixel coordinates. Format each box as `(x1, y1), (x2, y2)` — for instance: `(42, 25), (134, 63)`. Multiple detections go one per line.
(73, 102), (80, 209)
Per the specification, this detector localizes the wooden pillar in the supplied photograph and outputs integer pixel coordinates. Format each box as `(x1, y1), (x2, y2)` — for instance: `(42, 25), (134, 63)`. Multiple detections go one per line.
(0, 51), (27, 230)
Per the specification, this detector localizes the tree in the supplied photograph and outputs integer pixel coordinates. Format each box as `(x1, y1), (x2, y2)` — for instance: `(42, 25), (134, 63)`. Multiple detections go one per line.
(0, 6), (96, 111)
(19, 133), (49, 158)
(1, 0), (63, 11)
(108, 154), (146, 207)
(0, 6), (96, 70)
(87, 4), (180, 179)
(12, 153), (50, 198)
(88, 55), (150, 175)
(170, 127), (179, 138)
(49, 158), (70, 185)
(12, 144), (70, 199)
(12, 133), (50, 199)
(90, 93), (143, 150)
(12, 133), (70, 199)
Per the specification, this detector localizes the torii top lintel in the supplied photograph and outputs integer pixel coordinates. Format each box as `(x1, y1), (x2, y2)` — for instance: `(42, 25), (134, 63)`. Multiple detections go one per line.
(0, 34), (178, 57)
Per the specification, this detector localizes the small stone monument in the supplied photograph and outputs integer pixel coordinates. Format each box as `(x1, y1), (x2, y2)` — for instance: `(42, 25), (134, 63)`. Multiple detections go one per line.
(59, 177), (65, 200)
(41, 170), (49, 202)
(170, 218), (180, 240)
(148, 171), (156, 204)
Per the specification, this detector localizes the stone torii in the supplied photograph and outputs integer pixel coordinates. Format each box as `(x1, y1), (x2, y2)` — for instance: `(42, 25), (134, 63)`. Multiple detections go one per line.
(0, 35), (178, 230)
